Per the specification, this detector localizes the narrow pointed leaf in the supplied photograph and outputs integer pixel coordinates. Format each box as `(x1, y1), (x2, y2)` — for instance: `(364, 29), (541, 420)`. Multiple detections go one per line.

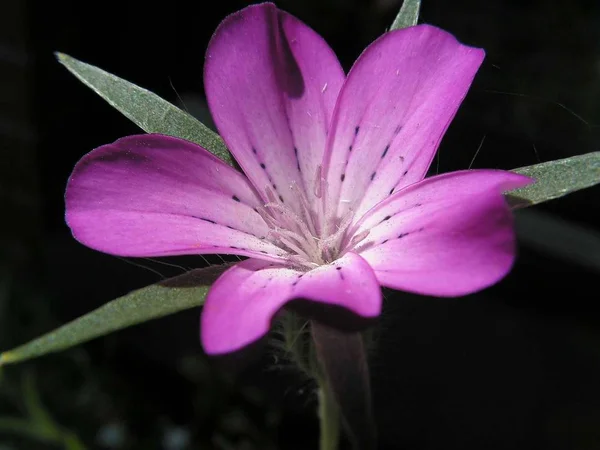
(22, 372), (58, 435)
(507, 152), (600, 208)
(0, 265), (232, 366)
(390, 0), (421, 30)
(56, 52), (234, 166)
(0, 417), (51, 441)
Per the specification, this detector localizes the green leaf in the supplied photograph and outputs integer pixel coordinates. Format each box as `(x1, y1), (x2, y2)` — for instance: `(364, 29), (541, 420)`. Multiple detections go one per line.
(390, 0), (421, 31)
(0, 265), (231, 366)
(508, 152), (600, 208)
(0, 417), (48, 440)
(56, 52), (234, 166)
(22, 372), (59, 437)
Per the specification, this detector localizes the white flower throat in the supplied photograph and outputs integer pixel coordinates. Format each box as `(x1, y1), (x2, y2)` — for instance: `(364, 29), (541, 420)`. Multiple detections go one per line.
(254, 165), (370, 270)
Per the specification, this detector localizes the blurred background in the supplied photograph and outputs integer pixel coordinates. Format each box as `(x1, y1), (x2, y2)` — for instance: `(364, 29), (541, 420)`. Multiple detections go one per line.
(1, 0), (600, 448)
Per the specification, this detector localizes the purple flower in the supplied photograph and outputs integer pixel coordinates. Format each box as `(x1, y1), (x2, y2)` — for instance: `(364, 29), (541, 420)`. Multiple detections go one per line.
(65, 3), (532, 355)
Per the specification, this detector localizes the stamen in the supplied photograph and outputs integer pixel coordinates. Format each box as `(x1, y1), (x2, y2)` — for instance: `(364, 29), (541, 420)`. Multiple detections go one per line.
(268, 228), (303, 247)
(314, 165), (323, 198)
(265, 203), (315, 249)
(276, 228), (319, 256)
(290, 181), (318, 236)
(348, 229), (370, 248)
(317, 210), (354, 259)
(277, 235), (314, 261)
(313, 165), (330, 236)
(267, 228), (312, 260)
(336, 209), (355, 233)
(328, 209), (355, 245)
(265, 186), (278, 204)
(287, 255), (319, 270)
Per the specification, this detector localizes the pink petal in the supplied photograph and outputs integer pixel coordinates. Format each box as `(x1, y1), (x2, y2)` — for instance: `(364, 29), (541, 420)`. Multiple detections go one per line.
(322, 25), (485, 222)
(200, 252), (381, 355)
(354, 170), (533, 297)
(204, 3), (345, 213)
(66, 134), (284, 258)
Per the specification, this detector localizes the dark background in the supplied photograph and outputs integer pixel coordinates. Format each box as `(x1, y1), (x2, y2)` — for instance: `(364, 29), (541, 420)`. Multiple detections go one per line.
(1, 0), (600, 449)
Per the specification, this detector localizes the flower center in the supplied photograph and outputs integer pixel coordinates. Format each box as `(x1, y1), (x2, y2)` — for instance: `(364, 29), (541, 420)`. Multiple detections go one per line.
(255, 166), (369, 270)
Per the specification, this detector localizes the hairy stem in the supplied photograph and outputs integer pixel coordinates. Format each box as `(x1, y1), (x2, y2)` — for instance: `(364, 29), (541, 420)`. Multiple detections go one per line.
(317, 372), (341, 450)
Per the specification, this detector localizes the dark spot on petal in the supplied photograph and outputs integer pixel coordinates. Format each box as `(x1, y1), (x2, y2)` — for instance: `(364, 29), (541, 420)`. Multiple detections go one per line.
(226, 225), (234, 229)
(389, 188), (395, 195)
(252, 147), (257, 154)
(348, 145), (353, 152)
(279, 195), (284, 203)
(341, 173), (345, 182)
(382, 239), (389, 244)
(336, 266), (342, 270)
(260, 163), (266, 169)
(394, 125), (403, 135)
(272, 184), (277, 190)
(337, 268), (345, 280)
(398, 232), (409, 239)
(370, 172), (376, 181)
(229, 245), (239, 249)
(381, 145), (390, 158)
(292, 274), (303, 287)
(414, 203), (422, 207)
(260, 250), (268, 254)
(383, 215), (391, 221)
(200, 217), (216, 224)
(399, 155), (405, 162)
(354, 126), (360, 136)
(294, 149), (301, 171)
(232, 195), (240, 202)
(402, 170), (409, 176)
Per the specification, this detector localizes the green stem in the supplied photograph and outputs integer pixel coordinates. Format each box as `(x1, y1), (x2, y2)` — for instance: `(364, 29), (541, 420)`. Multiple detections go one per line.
(317, 373), (340, 450)
(311, 322), (376, 450)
